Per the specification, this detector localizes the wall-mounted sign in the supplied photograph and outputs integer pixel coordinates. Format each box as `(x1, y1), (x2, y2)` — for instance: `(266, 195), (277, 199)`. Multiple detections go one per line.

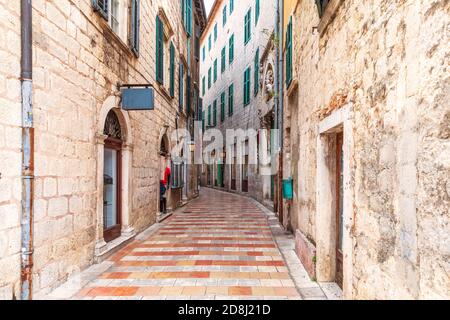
(121, 86), (155, 111)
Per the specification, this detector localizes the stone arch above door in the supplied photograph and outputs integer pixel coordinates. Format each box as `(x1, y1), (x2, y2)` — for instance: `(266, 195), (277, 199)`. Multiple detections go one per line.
(98, 95), (133, 145)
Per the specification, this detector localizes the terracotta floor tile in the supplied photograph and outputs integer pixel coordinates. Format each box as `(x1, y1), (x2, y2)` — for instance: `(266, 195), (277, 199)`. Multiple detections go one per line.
(137, 287), (162, 296)
(113, 287), (139, 296)
(206, 287), (229, 296)
(159, 287), (184, 296)
(273, 287), (299, 297)
(228, 286), (253, 296)
(182, 286), (206, 295)
(252, 287), (276, 296)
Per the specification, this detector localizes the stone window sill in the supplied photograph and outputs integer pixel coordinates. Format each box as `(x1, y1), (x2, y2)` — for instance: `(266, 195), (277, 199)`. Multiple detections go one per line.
(100, 19), (135, 58)
(286, 78), (298, 97)
(318, 0), (344, 36)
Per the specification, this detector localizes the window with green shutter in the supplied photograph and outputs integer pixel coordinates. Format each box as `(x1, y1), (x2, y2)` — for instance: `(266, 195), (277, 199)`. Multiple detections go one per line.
(244, 67), (251, 106)
(208, 35), (212, 51)
(155, 15), (164, 84)
(213, 100), (217, 127)
(229, 34), (234, 64)
(230, 0), (234, 14)
(170, 43), (175, 97)
(244, 9), (251, 45)
(214, 24), (218, 42)
(255, 0), (260, 25)
(254, 48), (259, 96)
(92, 0), (108, 20)
(213, 59), (217, 83)
(228, 84), (234, 116)
(202, 46), (206, 61)
(223, 5), (227, 26)
(130, 0), (140, 56)
(202, 76), (206, 96)
(208, 67), (212, 88)
(221, 47), (226, 73)
(221, 92), (226, 122)
(286, 17), (293, 87)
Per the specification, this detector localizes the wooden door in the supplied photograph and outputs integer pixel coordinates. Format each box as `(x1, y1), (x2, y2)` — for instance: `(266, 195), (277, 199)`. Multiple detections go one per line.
(336, 132), (344, 288)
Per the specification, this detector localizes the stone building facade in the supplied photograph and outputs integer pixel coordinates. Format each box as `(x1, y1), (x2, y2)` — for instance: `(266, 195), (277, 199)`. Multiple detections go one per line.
(281, 0), (449, 299)
(199, 0), (277, 206)
(0, 0), (206, 299)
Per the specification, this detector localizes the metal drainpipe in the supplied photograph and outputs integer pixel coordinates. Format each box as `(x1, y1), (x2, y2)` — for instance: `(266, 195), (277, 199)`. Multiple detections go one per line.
(20, 0), (34, 300)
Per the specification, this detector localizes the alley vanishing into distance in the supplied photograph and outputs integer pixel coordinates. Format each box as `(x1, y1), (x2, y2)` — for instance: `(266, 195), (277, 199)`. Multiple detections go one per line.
(1, 0), (448, 301)
(47, 189), (332, 300)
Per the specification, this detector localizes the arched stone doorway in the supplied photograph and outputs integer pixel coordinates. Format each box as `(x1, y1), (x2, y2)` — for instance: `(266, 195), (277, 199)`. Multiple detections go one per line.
(95, 96), (135, 259)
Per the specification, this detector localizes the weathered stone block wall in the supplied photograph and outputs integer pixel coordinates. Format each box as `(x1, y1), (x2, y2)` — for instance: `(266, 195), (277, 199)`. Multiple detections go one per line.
(0, 0), (198, 298)
(291, 0), (449, 299)
(0, 0), (22, 300)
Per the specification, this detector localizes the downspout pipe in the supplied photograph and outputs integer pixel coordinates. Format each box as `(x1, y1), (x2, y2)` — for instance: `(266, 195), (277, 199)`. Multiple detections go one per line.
(20, 0), (34, 300)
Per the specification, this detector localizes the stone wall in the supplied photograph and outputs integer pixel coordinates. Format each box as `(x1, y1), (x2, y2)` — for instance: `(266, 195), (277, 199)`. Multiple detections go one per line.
(0, 0), (202, 299)
(0, 0), (22, 300)
(287, 0), (449, 299)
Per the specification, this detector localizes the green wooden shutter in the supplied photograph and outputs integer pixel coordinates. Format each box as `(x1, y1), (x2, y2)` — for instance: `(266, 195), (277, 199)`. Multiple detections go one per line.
(230, 0), (234, 14)
(186, 74), (191, 113)
(214, 24), (218, 42)
(221, 92), (225, 122)
(202, 111), (205, 131)
(208, 105), (211, 126)
(202, 76), (205, 96)
(213, 59), (217, 83)
(255, 0), (260, 25)
(130, 0), (140, 56)
(221, 47), (226, 73)
(229, 35), (234, 64)
(156, 15), (164, 84)
(223, 6), (227, 26)
(286, 17), (293, 87)
(186, 0), (192, 36)
(228, 84), (234, 116)
(213, 100), (217, 127)
(244, 9), (251, 45)
(179, 62), (184, 111)
(182, 0), (185, 24)
(208, 68), (212, 88)
(208, 35), (212, 51)
(244, 67), (251, 106)
(254, 48), (259, 96)
(169, 43), (175, 97)
(92, 0), (108, 20)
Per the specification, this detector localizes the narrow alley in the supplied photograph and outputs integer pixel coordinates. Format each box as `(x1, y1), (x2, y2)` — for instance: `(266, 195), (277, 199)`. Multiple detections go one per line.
(49, 189), (329, 300)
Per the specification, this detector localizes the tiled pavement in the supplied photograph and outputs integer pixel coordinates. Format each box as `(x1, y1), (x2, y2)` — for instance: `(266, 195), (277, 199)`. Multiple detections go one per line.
(46, 188), (336, 300)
